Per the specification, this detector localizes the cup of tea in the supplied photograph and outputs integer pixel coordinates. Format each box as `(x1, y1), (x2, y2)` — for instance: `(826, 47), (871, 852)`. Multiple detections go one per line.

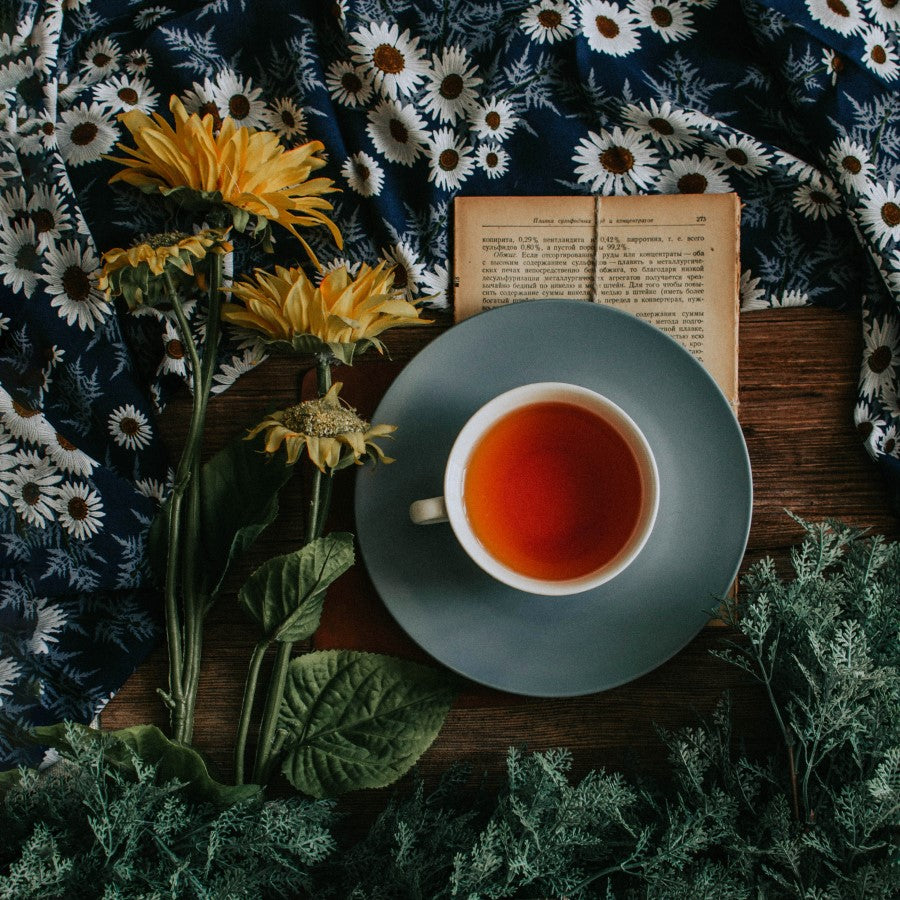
(409, 382), (659, 596)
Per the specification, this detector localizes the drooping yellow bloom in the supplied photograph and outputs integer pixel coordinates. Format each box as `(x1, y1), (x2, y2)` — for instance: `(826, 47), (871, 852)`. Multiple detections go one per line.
(105, 96), (341, 262)
(221, 261), (425, 364)
(97, 228), (233, 310)
(247, 382), (396, 472)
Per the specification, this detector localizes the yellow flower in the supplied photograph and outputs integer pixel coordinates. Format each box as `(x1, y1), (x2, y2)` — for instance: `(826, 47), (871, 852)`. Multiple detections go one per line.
(97, 228), (233, 310)
(247, 382), (396, 472)
(105, 95), (341, 262)
(221, 261), (424, 364)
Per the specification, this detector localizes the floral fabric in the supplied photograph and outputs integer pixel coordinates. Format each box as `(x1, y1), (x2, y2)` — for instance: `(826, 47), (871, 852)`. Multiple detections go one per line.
(1, 0), (898, 766)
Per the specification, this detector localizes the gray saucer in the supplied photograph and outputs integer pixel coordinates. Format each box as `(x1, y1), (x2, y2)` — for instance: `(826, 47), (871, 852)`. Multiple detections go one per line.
(354, 300), (752, 696)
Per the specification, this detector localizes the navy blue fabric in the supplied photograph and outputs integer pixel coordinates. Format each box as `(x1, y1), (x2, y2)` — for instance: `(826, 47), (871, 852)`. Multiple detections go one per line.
(1, 0), (898, 765)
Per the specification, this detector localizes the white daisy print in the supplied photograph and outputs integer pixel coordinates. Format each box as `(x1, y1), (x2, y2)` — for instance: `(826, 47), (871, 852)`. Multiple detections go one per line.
(28, 185), (72, 251)
(349, 21), (429, 100)
(0, 427), (16, 504)
(0, 220), (41, 296)
(0, 389), (54, 446)
(521, 0), (576, 43)
(827, 137), (874, 194)
(211, 69), (267, 128)
(181, 77), (221, 126)
(706, 134), (771, 177)
(620, 99), (699, 153)
(805, 0), (865, 35)
(125, 48), (153, 75)
(0, 185), (28, 224)
(79, 37), (120, 80)
(27, 597), (67, 656)
(341, 151), (385, 197)
(211, 347), (266, 395)
(573, 126), (659, 193)
(860, 316), (900, 398)
(55, 481), (105, 540)
(861, 26), (899, 81)
(470, 95), (519, 143)
(134, 5), (173, 29)
(382, 242), (427, 301)
(366, 99), (429, 166)
(56, 102), (118, 167)
(477, 144), (510, 179)
(135, 476), (170, 504)
(423, 46), (482, 124)
(771, 149), (821, 183)
(108, 403), (153, 451)
(858, 182), (900, 250)
(739, 268), (766, 310)
(870, 423), (900, 458)
(419, 262), (451, 308)
(657, 155), (732, 193)
(325, 61), (375, 108)
(821, 48), (845, 85)
(41, 240), (109, 332)
(9, 453), (62, 527)
(45, 431), (96, 477)
(772, 289), (810, 307)
(158, 320), (189, 379)
(854, 399), (885, 443)
(261, 98), (307, 141)
(427, 128), (476, 191)
(93, 73), (160, 113)
(864, 0), (900, 29)
(318, 257), (362, 281)
(579, 0), (641, 56)
(631, 0), (695, 42)
(793, 179), (841, 220)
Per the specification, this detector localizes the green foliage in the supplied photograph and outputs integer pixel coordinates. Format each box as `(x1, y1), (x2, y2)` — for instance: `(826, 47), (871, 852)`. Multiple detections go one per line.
(279, 650), (458, 798)
(238, 534), (355, 643)
(0, 724), (335, 899)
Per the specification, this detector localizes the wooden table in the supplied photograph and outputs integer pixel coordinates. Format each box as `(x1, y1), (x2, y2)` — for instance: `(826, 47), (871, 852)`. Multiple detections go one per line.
(103, 305), (900, 822)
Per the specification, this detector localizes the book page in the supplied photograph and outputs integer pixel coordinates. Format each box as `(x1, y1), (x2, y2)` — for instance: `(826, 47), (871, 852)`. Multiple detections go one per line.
(453, 194), (740, 406)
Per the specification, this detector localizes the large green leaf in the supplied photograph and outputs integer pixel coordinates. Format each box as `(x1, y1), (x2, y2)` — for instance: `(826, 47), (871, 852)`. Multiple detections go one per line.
(238, 533), (355, 643)
(279, 650), (457, 798)
(32, 723), (259, 807)
(149, 434), (293, 599)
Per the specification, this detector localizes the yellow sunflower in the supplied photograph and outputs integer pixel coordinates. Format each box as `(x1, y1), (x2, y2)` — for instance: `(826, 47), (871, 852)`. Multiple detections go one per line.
(247, 382), (395, 472)
(105, 95), (341, 262)
(221, 261), (424, 364)
(98, 228), (233, 310)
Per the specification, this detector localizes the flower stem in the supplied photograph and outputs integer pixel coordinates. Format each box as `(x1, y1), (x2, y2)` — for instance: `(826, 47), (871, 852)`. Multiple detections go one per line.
(234, 639), (270, 785)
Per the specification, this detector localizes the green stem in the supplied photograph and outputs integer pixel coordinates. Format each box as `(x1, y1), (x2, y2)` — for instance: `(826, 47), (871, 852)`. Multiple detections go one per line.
(234, 639), (270, 785)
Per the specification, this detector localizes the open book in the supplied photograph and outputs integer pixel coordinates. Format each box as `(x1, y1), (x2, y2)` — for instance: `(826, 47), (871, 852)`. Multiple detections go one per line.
(453, 193), (740, 410)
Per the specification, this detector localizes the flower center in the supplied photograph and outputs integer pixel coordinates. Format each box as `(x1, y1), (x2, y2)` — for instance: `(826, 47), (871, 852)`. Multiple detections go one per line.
(388, 117), (409, 143)
(117, 87), (139, 105)
(809, 190), (832, 206)
(356, 163), (370, 180)
(486, 151), (499, 167)
(726, 147), (748, 166)
(648, 117), (674, 136)
(830, 54), (844, 72)
(485, 110), (501, 130)
(595, 15), (620, 38)
(391, 265), (409, 288)
(119, 417), (140, 436)
(373, 43), (405, 75)
(439, 148), (459, 170)
(56, 433), (77, 451)
(341, 71), (363, 93)
(13, 400), (38, 419)
(841, 155), (862, 174)
(651, 6), (673, 26)
(870, 45), (887, 66)
(538, 9), (562, 27)
(229, 94), (250, 119)
(71, 122), (98, 146)
(868, 345), (892, 373)
(281, 109), (296, 128)
(440, 73), (464, 100)
(283, 399), (368, 437)
(856, 420), (873, 439)
(199, 101), (223, 131)
(165, 339), (185, 360)
(41, 121), (54, 136)
(22, 483), (41, 506)
(881, 202), (900, 228)
(826, 0), (850, 15)
(885, 437), (897, 454)
(882, 0), (898, 7)
(93, 52), (111, 67)
(15, 241), (40, 272)
(678, 173), (708, 193)
(30, 208), (54, 233)
(68, 496), (89, 520)
(600, 145), (634, 174)
(62, 265), (91, 301)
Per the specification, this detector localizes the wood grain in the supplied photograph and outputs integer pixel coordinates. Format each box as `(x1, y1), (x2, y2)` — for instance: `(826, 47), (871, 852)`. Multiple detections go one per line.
(102, 305), (899, 808)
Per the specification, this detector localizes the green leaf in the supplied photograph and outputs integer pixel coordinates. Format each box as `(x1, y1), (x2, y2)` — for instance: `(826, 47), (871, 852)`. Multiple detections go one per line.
(32, 723), (259, 807)
(238, 533), (355, 643)
(279, 650), (457, 798)
(149, 434), (294, 598)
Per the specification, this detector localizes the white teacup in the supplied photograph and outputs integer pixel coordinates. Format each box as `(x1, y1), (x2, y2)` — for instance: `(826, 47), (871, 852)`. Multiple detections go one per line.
(409, 382), (659, 596)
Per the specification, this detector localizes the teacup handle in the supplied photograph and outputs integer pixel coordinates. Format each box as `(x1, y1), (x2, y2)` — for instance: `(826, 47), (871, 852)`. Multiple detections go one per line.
(409, 497), (448, 525)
